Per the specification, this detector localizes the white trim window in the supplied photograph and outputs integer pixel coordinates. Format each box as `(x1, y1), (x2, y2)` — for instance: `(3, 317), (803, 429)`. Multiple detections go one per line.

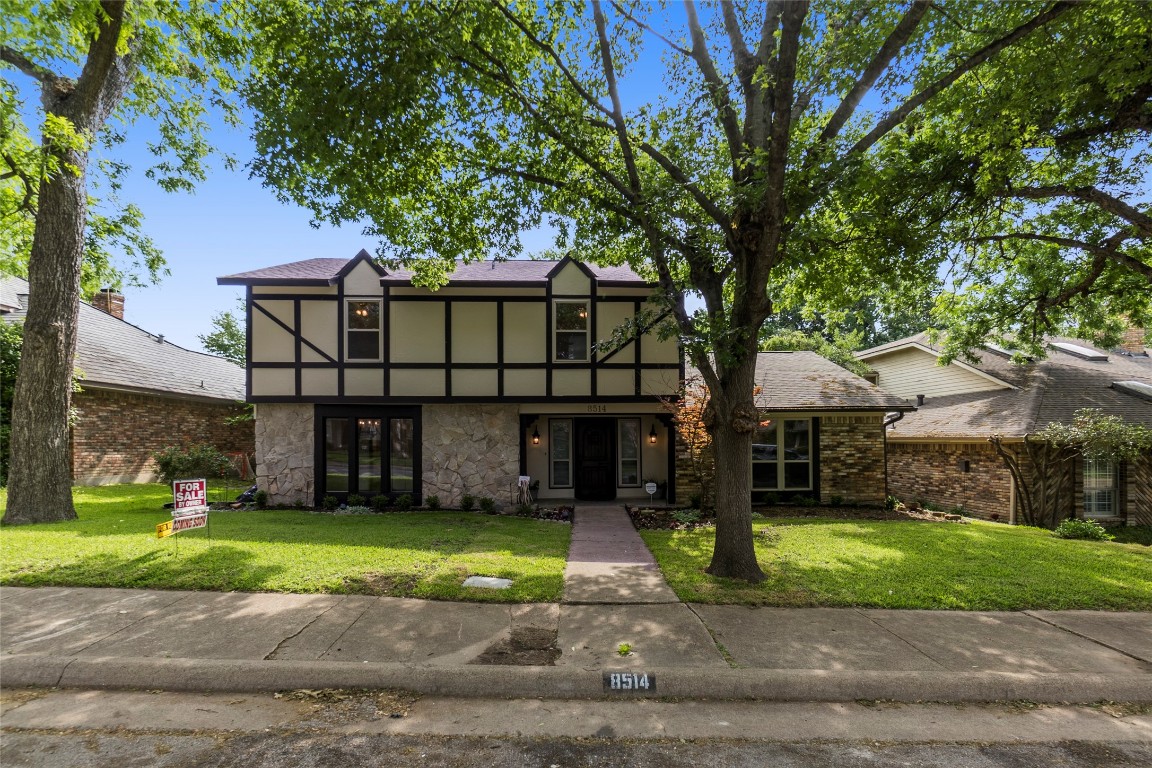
(1083, 457), (1117, 518)
(554, 300), (589, 361)
(346, 299), (382, 361)
(752, 417), (813, 491)
(618, 418), (641, 487)
(550, 419), (572, 488)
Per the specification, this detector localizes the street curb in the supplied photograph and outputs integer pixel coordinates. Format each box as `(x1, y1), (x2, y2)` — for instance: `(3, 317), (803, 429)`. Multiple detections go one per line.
(4, 655), (1151, 703)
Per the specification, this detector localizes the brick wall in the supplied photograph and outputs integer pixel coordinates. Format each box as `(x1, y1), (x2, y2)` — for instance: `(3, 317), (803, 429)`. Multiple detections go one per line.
(674, 412), (888, 506)
(1133, 456), (1152, 526)
(71, 388), (253, 485)
(887, 441), (1015, 520)
(819, 414), (887, 505)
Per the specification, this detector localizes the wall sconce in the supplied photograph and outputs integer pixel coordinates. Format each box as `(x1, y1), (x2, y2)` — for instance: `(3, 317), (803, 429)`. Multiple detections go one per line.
(649, 424), (658, 444)
(532, 426), (540, 445)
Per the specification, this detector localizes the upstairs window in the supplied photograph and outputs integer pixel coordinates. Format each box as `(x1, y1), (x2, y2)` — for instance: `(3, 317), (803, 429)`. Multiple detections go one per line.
(554, 301), (589, 361)
(347, 300), (381, 360)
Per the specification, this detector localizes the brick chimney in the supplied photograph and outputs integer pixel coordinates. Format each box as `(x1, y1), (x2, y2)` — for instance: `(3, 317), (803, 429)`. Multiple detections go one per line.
(1120, 326), (1147, 356)
(91, 288), (125, 320)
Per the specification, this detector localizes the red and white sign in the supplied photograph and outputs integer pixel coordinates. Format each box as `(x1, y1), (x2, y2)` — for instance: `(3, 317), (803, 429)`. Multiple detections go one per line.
(173, 479), (208, 516)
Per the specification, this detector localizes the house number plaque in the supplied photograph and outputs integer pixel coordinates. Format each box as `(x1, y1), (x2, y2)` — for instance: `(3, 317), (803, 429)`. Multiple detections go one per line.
(603, 672), (655, 693)
(587, 404), (607, 413)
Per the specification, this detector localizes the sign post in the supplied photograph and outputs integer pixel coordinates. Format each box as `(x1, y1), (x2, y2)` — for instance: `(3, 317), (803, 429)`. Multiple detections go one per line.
(159, 479), (210, 552)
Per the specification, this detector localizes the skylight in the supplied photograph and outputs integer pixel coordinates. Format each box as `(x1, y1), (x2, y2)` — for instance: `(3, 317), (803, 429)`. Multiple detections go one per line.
(1050, 342), (1108, 361)
(1112, 380), (1152, 402)
(983, 342), (1017, 358)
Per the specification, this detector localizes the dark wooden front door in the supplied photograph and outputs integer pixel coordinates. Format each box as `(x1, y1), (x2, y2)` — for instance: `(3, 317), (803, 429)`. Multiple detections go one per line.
(575, 418), (616, 501)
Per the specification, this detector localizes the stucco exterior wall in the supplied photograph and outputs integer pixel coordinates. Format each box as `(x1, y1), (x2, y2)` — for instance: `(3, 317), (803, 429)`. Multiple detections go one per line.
(71, 388), (253, 485)
(255, 402), (314, 505)
(421, 404), (521, 507)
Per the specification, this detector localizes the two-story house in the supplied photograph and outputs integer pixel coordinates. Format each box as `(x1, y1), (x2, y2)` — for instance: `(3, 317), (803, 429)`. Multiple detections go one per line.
(218, 252), (681, 507)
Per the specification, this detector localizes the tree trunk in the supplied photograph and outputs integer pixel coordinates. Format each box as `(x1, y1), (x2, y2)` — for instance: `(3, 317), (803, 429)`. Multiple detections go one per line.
(704, 360), (766, 582)
(2, 145), (88, 525)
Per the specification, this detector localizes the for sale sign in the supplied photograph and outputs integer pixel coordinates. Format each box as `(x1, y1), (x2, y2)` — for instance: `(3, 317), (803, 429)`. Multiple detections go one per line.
(173, 479), (208, 516)
(157, 514), (208, 539)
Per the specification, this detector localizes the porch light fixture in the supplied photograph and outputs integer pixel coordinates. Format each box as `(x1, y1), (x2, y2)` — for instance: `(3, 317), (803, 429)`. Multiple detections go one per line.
(649, 424), (658, 444)
(532, 426), (540, 445)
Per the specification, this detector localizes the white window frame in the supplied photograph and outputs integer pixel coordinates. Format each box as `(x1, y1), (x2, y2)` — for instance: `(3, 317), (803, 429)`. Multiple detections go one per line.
(345, 298), (382, 362)
(553, 300), (590, 362)
(1083, 457), (1118, 518)
(751, 416), (813, 492)
(550, 419), (573, 488)
(617, 418), (641, 488)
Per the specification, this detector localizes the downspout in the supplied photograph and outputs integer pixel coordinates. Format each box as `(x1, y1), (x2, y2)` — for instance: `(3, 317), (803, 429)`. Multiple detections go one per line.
(881, 410), (907, 502)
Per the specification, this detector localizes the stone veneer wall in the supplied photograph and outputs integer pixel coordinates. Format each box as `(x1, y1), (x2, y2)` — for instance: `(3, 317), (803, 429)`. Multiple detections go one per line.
(422, 404), (520, 507)
(71, 388), (253, 485)
(818, 414), (887, 505)
(254, 403), (314, 505)
(887, 441), (1015, 520)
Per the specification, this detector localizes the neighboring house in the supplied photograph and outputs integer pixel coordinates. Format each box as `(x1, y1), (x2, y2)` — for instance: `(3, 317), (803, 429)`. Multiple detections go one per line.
(219, 250), (910, 508)
(677, 353), (914, 506)
(858, 331), (1152, 525)
(1, 275), (252, 485)
(218, 252), (682, 506)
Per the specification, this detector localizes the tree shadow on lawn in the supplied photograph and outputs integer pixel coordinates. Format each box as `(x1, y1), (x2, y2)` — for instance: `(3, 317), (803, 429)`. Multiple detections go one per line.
(2, 545), (286, 593)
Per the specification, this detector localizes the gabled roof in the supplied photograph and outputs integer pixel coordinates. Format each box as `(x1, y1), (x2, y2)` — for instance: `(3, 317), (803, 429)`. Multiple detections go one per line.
(218, 252), (652, 287)
(689, 352), (913, 412)
(856, 332), (1020, 390)
(866, 332), (1152, 439)
(1, 275), (244, 403)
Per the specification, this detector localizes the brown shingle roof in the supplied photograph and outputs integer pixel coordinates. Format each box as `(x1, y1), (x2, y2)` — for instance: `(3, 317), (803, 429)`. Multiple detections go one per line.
(872, 334), (1152, 440)
(689, 352), (913, 412)
(217, 258), (351, 285)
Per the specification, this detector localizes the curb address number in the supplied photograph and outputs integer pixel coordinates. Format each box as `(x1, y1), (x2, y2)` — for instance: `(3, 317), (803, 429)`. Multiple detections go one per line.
(603, 672), (655, 693)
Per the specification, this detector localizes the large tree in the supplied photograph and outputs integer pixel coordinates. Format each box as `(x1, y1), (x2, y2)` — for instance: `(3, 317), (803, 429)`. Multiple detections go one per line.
(1, 0), (243, 524)
(245, 0), (1149, 580)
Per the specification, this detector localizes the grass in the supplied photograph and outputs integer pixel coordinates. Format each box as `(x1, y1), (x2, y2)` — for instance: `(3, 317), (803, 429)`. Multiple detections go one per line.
(640, 517), (1152, 610)
(0, 484), (569, 603)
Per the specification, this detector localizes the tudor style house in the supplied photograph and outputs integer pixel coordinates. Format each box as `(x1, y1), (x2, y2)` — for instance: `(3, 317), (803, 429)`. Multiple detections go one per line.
(219, 252), (682, 506)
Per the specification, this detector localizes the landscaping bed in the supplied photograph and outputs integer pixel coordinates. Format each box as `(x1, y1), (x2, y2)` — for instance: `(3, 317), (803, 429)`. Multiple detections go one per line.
(627, 502), (965, 530)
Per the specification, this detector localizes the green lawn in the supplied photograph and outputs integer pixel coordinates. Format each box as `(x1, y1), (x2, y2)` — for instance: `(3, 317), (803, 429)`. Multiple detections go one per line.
(641, 518), (1152, 610)
(0, 484), (569, 603)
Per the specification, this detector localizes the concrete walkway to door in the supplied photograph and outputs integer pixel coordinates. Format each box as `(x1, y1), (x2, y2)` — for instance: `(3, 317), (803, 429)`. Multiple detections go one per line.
(563, 504), (679, 604)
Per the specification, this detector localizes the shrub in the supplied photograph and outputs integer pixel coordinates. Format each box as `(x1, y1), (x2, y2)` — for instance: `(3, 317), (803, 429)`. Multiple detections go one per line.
(426, 494), (441, 511)
(1054, 518), (1114, 541)
(515, 502), (534, 517)
(293, 499), (305, 509)
(347, 494), (367, 507)
(394, 494), (413, 511)
(671, 509), (700, 525)
(253, 489), (268, 508)
(343, 505), (373, 515)
(152, 444), (234, 485)
(321, 495), (339, 511)
(794, 495), (819, 507)
(760, 492), (778, 506)
(829, 495), (844, 507)
(688, 492), (702, 509)
(460, 494), (475, 511)
(479, 497), (497, 514)
(885, 495), (898, 511)
(370, 495), (390, 512)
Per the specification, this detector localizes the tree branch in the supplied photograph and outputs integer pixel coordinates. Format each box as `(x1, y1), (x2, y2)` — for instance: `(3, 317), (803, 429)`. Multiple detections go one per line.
(817, 0), (930, 146)
(848, 1), (1078, 158)
(1009, 185), (1152, 238)
(972, 232), (1152, 280)
(0, 45), (71, 94)
(635, 141), (732, 228)
(609, 1), (691, 57)
(684, 0), (743, 173)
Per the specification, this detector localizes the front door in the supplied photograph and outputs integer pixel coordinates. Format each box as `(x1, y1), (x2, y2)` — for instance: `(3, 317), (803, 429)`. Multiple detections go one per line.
(575, 418), (616, 501)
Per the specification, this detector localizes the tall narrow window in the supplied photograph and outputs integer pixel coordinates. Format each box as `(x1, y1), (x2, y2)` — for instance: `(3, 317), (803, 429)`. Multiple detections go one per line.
(390, 418), (414, 492)
(782, 419), (811, 489)
(554, 301), (589, 361)
(618, 419), (640, 487)
(357, 419), (382, 495)
(347, 300), (381, 360)
(1083, 457), (1117, 518)
(751, 420), (778, 490)
(551, 419), (572, 487)
(325, 418), (350, 493)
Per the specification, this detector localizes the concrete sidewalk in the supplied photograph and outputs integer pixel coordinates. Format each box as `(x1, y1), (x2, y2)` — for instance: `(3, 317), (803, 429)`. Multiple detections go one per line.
(563, 504), (679, 604)
(3, 585), (1151, 703)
